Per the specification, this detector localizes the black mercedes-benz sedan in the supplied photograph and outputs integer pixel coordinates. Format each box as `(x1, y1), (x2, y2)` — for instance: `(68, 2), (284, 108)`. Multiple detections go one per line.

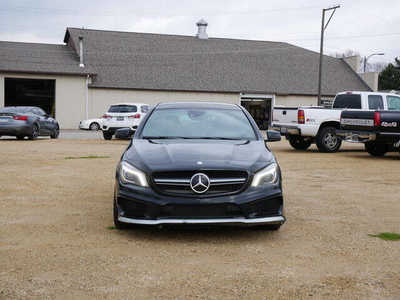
(114, 102), (286, 230)
(0, 106), (59, 140)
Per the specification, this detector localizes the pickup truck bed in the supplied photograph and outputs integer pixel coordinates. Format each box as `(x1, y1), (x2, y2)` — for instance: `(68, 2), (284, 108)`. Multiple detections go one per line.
(337, 110), (400, 156)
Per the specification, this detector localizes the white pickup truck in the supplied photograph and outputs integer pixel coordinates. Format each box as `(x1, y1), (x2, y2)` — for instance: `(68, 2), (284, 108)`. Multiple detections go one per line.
(271, 91), (399, 152)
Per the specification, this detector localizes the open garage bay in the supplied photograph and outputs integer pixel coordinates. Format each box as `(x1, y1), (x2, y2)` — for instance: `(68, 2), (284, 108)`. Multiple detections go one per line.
(0, 139), (399, 299)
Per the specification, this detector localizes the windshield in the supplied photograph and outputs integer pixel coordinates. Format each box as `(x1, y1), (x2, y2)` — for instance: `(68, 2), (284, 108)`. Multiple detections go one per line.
(108, 105), (137, 113)
(141, 108), (257, 140)
(387, 96), (400, 110)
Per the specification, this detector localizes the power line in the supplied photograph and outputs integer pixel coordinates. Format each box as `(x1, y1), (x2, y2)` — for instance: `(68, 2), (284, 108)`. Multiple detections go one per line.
(0, 5), (323, 17)
(287, 32), (400, 41)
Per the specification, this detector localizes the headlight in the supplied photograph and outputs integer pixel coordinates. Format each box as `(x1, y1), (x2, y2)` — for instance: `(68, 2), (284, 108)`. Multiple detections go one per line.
(118, 161), (148, 187)
(251, 163), (278, 187)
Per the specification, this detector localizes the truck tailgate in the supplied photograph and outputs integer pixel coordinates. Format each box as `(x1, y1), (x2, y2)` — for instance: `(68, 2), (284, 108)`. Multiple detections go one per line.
(340, 110), (375, 131)
(378, 111), (400, 133)
(272, 107), (297, 125)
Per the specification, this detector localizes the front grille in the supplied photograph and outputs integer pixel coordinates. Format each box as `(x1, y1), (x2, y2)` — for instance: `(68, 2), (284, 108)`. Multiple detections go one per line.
(152, 170), (248, 196)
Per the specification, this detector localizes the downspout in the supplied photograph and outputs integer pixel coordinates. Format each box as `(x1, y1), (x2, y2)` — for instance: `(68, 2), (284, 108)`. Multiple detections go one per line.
(85, 75), (89, 120)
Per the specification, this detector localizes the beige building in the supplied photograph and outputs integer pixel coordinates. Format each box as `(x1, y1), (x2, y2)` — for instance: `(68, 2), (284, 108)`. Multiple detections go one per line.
(0, 23), (374, 129)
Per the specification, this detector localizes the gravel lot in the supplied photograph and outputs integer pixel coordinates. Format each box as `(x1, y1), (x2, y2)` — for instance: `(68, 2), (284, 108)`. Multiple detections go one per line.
(0, 139), (399, 299)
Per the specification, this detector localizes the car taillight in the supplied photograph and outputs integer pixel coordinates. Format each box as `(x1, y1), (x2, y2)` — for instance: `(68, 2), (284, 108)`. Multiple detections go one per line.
(298, 110), (305, 124)
(374, 112), (381, 126)
(13, 115), (28, 121)
(128, 114), (141, 119)
(102, 114), (112, 119)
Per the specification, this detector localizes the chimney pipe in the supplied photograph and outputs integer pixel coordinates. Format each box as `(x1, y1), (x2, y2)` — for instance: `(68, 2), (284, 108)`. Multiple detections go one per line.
(196, 19), (208, 39)
(79, 36), (84, 68)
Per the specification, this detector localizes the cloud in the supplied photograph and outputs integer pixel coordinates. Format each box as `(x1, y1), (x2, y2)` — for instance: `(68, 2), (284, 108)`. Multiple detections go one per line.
(0, 0), (399, 62)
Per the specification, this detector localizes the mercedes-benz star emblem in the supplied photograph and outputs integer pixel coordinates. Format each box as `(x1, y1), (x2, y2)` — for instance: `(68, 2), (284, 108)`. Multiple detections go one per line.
(190, 173), (210, 194)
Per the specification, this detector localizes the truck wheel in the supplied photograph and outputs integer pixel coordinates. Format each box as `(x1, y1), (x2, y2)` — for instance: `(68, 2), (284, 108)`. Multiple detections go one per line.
(288, 136), (312, 150)
(103, 131), (113, 140)
(364, 142), (388, 157)
(316, 126), (341, 153)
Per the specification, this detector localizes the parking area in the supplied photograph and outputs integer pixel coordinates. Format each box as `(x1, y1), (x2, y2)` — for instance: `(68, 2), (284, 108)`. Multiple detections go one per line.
(0, 139), (399, 299)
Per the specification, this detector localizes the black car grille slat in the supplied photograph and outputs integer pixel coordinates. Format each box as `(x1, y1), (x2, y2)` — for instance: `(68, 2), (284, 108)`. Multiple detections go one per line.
(152, 170), (248, 196)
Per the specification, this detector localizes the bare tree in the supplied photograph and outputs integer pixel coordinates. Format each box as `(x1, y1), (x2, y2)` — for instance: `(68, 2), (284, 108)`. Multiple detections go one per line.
(366, 61), (388, 73)
(330, 50), (387, 73)
(331, 49), (360, 58)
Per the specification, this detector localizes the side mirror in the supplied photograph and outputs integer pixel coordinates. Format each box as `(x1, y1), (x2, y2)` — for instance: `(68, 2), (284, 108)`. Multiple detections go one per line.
(265, 130), (281, 142)
(115, 127), (135, 139)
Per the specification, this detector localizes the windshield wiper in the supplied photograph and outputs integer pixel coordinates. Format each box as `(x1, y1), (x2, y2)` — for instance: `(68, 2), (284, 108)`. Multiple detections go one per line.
(142, 136), (191, 139)
(142, 136), (247, 140)
(191, 137), (246, 140)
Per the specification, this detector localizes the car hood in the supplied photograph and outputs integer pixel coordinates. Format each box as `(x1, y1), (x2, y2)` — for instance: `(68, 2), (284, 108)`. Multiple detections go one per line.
(123, 139), (275, 173)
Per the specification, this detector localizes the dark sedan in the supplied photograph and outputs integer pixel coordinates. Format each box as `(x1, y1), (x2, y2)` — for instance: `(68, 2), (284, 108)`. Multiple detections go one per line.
(114, 102), (286, 230)
(0, 106), (59, 140)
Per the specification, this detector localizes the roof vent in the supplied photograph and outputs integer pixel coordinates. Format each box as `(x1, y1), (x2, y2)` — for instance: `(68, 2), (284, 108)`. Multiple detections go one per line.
(196, 19), (208, 39)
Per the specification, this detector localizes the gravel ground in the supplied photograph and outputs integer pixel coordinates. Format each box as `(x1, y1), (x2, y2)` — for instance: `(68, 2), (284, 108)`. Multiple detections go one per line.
(0, 139), (399, 300)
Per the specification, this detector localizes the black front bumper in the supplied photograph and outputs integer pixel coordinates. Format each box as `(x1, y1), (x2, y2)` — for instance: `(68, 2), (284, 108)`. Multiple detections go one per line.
(115, 180), (285, 226)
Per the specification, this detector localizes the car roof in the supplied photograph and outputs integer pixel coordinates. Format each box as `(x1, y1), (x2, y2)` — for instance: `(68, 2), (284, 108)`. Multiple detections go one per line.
(156, 102), (240, 109)
(337, 91), (400, 97)
(110, 103), (148, 106)
(0, 106), (38, 112)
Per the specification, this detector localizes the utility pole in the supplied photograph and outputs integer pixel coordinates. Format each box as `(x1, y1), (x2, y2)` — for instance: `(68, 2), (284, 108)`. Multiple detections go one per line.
(317, 5), (340, 106)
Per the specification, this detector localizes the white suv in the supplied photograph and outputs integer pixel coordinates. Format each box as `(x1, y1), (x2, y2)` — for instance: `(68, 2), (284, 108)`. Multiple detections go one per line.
(102, 103), (149, 140)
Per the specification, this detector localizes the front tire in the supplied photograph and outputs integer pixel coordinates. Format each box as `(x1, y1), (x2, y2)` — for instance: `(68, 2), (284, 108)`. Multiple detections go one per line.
(288, 135), (312, 150)
(50, 126), (59, 139)
(28, 124), (39, 140)
(316, 126), (341, 153)
(103, 131), (113, 140)
(365, 141), (388, 156)
(89, 122), (100, 131)
(113, 199), (130, 230)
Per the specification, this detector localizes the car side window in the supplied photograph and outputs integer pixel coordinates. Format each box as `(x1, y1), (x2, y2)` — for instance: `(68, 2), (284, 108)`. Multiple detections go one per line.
(31, 108), (40, 115)
(387, 96), (400, 110)
(368, 95), (384, 110)
(38, 108), (47, 116)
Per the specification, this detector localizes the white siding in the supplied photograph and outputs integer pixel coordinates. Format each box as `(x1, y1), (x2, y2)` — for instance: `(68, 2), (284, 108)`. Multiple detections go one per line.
(0, 73), (87, 129)
(88, 88), (239, 119)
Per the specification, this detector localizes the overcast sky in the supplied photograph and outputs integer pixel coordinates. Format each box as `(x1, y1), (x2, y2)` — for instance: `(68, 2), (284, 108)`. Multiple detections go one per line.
(1, 0), (399, 63)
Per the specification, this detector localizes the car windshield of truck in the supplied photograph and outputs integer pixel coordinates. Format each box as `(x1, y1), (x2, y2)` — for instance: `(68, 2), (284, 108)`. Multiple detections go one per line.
(333, 94), (362, 109)
(141, 108), (257, 140)
(108, 105), (137, 113)
(368, 95), (384, 110)
(387, 96), (400, 110)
